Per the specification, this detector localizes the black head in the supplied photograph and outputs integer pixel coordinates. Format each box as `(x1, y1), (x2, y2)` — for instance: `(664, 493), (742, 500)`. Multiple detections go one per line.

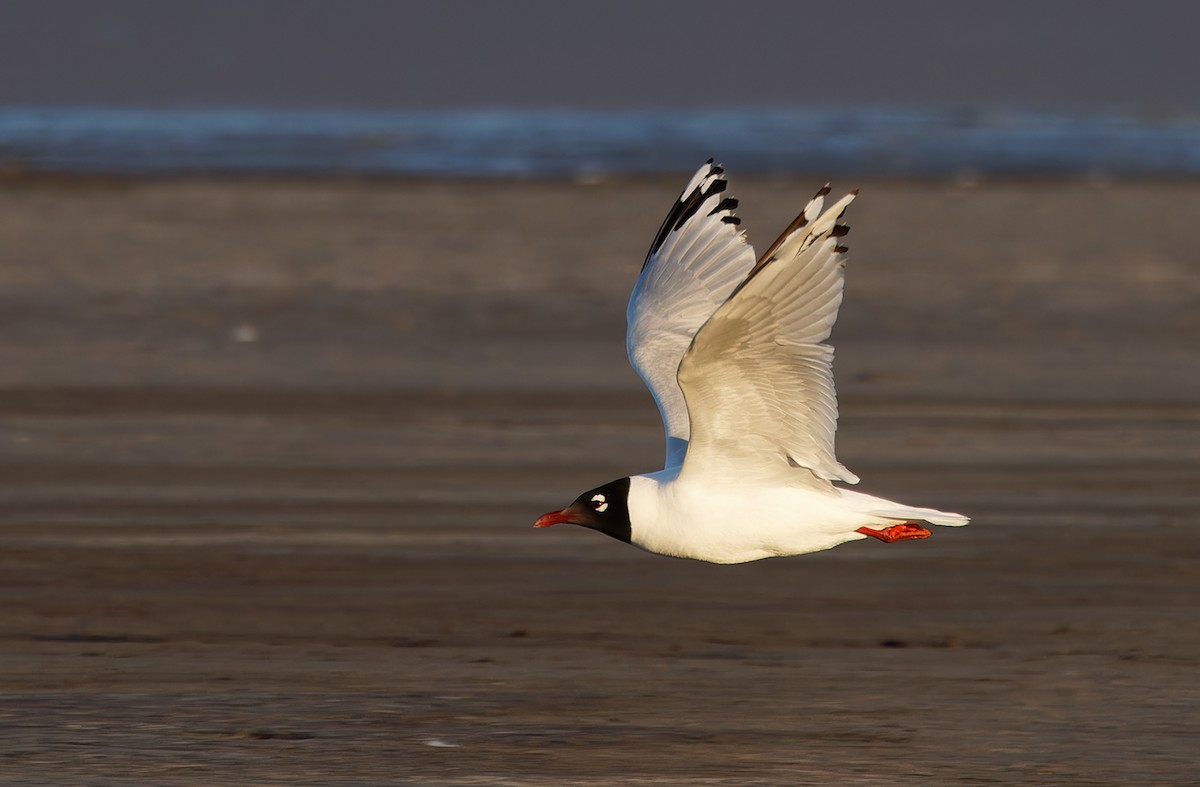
(533, 478), (632, 544)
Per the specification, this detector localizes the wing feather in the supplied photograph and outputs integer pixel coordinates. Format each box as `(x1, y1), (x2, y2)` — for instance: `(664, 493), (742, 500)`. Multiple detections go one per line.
(627, 161), (757, 468)
(676, 189), (860, 489)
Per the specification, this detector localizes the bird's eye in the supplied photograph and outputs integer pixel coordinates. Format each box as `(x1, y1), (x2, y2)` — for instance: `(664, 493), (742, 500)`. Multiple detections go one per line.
(590, 493), (608, 513)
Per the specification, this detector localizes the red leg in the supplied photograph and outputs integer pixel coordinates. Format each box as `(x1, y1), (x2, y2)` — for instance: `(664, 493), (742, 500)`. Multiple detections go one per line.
(856, 523), (932, 543)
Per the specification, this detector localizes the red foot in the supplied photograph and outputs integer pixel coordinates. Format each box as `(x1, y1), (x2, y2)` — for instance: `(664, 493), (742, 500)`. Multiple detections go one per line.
(856, 524), (932, 543)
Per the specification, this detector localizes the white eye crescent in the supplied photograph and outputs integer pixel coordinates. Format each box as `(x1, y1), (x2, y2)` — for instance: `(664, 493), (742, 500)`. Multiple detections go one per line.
(591, 493), (608, 513)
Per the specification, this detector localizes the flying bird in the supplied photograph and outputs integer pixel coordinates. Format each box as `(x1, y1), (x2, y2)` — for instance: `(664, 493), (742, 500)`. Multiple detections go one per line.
(535, 161), (968, 563)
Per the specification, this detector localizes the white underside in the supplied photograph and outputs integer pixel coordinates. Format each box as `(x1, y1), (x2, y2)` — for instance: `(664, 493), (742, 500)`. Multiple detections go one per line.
(627, 472), (969, 565)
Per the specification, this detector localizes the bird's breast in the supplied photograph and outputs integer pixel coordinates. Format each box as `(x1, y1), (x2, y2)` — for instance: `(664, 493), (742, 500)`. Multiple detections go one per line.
(626, 475), (863, 564)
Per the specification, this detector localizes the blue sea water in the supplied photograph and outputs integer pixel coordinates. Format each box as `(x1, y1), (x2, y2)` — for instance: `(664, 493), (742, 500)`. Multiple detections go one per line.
(1, 106), (1199, 178)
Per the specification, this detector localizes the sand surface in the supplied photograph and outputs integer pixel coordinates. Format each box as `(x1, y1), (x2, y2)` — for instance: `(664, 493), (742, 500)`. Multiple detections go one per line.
(0, 175), (1197, 785)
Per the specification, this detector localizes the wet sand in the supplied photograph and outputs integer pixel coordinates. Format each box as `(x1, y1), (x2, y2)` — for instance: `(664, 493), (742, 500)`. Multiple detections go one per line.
(0, 176), (1197, 785)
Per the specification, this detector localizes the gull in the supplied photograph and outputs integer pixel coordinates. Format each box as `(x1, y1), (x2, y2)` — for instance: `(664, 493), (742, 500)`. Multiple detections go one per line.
(535, 161), (968, 563)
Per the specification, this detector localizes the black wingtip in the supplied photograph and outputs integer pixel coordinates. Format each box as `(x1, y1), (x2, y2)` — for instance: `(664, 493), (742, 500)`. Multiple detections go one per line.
(643, 161), (736, 262)
(708, 197), (739, 216)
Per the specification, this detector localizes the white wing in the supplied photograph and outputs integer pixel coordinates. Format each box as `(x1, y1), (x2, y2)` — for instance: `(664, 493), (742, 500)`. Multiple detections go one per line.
(627, 161), (756, 468)
(676, 187), (861, 489)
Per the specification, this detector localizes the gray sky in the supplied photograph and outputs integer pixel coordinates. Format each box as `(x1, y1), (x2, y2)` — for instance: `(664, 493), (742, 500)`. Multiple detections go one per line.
(2, 0), (1198, 111)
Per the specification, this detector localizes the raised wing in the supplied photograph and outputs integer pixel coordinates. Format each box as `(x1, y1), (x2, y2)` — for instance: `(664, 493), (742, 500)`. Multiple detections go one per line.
(627, 161), (756, 468)
(675, 186), (861, 489)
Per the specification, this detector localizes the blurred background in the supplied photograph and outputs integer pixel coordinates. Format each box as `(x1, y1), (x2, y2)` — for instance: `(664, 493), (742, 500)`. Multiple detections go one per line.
(2, 2), (1198, 784)
(3, 0), (1200, 178)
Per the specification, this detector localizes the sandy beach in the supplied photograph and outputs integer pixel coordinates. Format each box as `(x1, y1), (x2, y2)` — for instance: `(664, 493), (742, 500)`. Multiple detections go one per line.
(0, 175), (1197, 785)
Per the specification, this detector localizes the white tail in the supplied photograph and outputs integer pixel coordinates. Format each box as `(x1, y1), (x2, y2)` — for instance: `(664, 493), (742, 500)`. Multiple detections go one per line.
(840, 488), (970, 527)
